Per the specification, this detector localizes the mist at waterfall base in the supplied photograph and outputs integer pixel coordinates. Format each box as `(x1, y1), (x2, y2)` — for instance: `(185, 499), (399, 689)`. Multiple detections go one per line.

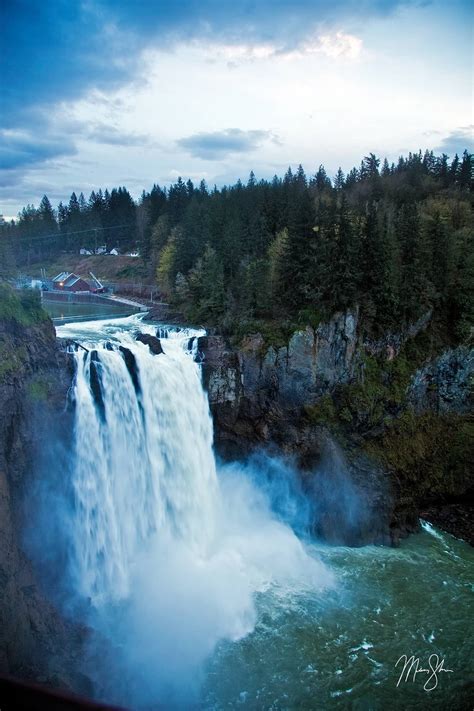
(30, 316), (334, 707)
(26, 316), (473, 710)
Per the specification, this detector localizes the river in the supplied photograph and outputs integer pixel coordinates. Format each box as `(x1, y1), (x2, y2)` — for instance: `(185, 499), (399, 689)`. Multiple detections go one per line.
(46, 314), (473, 710)
(42, 298), (140, 322)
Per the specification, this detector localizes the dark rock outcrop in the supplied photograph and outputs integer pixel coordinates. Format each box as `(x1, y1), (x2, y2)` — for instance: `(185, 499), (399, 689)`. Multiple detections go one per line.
(89, 351), (106, 421)
(119, 346), (141, 393)
(200, 309), (361, 455)
(420, 494), (474, 545)
(199, 309), (473, 546)
(145, 302), (185, 324)
(199, 308), (360, 452)
(307, 447), (393, 547)
(407, 346), (473, 414)
(0, 313), (88, 691)
(135, 333), (163, 355)
(364, 309), (432, 359)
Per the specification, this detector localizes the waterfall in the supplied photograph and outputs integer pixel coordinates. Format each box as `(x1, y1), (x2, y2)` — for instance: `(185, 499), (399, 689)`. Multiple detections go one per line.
(70, 322), (217, 603)
(56, 315), (333, 706)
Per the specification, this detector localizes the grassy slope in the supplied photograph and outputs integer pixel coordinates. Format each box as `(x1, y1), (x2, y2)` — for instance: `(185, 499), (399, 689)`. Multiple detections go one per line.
(27, 255), (153, 285)
(0, 283), (48, 327)
(0, 283), (50, 380)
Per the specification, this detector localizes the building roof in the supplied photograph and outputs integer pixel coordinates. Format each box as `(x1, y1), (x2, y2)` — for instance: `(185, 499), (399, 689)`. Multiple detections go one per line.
(52, 272), (89, 288)
(52, 271), (71, 282)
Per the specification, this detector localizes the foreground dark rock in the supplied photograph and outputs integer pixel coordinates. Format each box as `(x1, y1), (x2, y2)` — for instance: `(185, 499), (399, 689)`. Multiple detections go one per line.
(0, 312), (89, 692)
(420, 496), (474, 546)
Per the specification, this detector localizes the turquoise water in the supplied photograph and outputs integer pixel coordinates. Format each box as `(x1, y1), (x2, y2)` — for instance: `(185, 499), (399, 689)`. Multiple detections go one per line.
(202, 522), (473, 710)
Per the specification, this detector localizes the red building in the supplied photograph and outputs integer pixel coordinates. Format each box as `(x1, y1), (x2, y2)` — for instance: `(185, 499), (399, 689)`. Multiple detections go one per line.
(52, 272), (91, 292)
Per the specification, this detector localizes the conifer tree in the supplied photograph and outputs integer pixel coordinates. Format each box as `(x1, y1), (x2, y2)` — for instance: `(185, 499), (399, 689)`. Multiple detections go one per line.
(397, 203), (432, 323)
(334, 168), (345, 190)
(459, 150), (473, 191)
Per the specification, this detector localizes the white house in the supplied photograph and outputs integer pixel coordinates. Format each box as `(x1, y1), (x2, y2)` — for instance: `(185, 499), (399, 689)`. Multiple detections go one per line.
(95, 245), (107, 255)
(80, 248), (93, 256)
(109, 248), (120, 256)
(126, 250), (140, 258)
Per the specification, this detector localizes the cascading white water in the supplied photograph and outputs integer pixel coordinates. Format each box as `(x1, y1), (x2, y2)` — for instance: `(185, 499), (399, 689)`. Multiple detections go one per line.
(57, 315), (334, 706)
(70, 321), (217, 602)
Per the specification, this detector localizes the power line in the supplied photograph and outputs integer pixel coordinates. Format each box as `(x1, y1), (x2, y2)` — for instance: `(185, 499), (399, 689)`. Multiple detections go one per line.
(0, 223), (137, 244)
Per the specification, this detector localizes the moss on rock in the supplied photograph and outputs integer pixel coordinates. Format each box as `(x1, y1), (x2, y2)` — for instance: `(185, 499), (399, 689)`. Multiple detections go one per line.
(27, 378), (51, 402)
(365, 411), (474, 500)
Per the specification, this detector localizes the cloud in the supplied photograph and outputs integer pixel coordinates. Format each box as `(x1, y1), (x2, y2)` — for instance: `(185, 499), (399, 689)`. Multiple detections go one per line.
(206, 31), (363, 64)
(84, 123), (155, 147)
(435, 125), (473, 156)
(0, 118), (152, 177)
(0, 112), (157, 213)
(1, 1), (409, 127)
(302, 31), (363, 59)
(0, 129), (76, 171)
(176, 129), (280, 160)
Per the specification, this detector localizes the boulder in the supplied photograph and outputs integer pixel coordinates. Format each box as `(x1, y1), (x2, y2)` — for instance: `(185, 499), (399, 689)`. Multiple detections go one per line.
(135, 333), (163, 355)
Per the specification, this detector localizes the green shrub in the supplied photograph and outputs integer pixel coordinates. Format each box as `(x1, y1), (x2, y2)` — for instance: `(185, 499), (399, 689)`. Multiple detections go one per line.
(303, 394), (337, 425)
(0, 283), (48, 326)
(296, 307), (322, 331)
(227, 318), (296, 351)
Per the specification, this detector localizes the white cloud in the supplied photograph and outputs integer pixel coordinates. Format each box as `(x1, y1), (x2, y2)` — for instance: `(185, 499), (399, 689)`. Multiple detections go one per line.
(207, 43), (277, 62)
(305, 31), (363, 60)
(204, 31), (363, 65)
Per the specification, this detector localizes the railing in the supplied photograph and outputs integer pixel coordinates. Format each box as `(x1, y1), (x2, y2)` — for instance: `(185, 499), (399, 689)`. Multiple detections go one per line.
(52, 311), (141, 325)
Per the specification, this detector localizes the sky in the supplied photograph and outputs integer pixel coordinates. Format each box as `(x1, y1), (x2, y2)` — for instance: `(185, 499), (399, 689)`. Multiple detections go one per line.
(1, 0), (473, 219)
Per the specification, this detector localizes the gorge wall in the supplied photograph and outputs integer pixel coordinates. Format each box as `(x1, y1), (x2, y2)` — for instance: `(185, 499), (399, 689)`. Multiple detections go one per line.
(0, 294), (88, 692)
(199, 308), (473, 546)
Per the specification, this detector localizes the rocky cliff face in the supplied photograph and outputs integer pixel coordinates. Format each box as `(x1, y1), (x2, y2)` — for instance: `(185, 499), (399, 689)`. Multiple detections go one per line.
(0, 312), (88, 691)
(199, 309), (473, 546)
(200, 308), (361, 454)
(407, 346), (473, 414)
(203, 307), (359, 410)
